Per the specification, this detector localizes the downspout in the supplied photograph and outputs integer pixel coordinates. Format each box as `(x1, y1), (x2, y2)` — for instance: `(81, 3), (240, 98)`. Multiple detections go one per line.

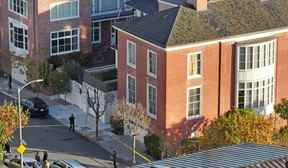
(217, 42), (222, 118)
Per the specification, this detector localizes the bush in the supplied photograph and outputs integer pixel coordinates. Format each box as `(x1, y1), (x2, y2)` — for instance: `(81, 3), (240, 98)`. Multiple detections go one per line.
(144, 134), (162, 160)
(48, 70), (71, 95)
(273, 126), (288, 146)
(62, 61), (83, 82)
(178, 138), (201, 154)
(110, 116), (124, 135)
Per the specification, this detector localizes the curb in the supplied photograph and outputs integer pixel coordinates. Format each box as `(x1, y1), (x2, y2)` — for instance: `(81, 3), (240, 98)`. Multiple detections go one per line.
(0, 90), (17, 100)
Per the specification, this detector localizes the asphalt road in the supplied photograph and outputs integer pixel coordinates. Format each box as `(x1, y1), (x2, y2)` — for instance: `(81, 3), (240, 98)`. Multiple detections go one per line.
(0, 93), (115, 168)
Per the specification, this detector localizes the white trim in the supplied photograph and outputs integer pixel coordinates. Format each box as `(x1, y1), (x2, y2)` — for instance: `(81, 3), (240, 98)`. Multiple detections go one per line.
(146, 83), (157, 119)
(126, 74), (136, 104)
(8, 0), (28, 18)
(147, 49), (157, 78)
(158, 0), (179, 7)
(92, 21), (102, 43)
(50, 27), (80, 56)
(114, 26), (288, 52)
(49, 0), (80, 22)
(126, 40), (137, 69)
(187, 51), (203, 80)
(186, 85), (202, 120)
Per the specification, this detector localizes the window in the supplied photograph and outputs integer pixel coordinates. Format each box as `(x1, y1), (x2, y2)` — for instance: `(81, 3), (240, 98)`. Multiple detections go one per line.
(147, 50), (157, 77)
(237, 77), (274, 109)
(50, 28), (80, 56)
(9, 0), (28, 17)
(147, 84), (156, 118)
(127, 41), (136, 68)
(187, 87), (201, 118)
(111, 27), (117, 47)
(9, 18), (28, 54)
(92, 21), (101, 43)
(50, 0), (79, 21)
(238, 40), (276, 70)
(188, 52), (201, 78)
(127, 75), (136, 104)
(91, 0), (130, 15)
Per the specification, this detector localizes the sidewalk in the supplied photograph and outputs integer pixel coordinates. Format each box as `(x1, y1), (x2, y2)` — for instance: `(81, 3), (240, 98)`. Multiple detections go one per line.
(0, 77), (153, 166)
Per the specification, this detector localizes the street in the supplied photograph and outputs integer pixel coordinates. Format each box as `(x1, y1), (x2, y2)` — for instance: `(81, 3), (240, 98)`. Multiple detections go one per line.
(0, 93), (116, 168)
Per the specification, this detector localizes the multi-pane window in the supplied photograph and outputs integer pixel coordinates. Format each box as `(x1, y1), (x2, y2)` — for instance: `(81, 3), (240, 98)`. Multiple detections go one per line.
(9, 0), (28, 17)
(50, 28), (79, 55)
(238, 40), (276, 70)
(50, 0), (79, 21)
(187, 87), (201, 118)
(92, 21), (101, 43)
(127, 41), (136, 68)
(91, 0), (130, 15)
(147, 50), (157, 77)
(127, 75), (136, 104)
(188, 52), (201, 78)
(147, 84), (156, 118)
(237, 77), (274, 109)
(9, 21), (28, 51)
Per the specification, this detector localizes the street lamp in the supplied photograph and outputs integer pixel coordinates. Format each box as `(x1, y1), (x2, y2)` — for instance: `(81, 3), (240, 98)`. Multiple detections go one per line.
(18, 79), (43, 168)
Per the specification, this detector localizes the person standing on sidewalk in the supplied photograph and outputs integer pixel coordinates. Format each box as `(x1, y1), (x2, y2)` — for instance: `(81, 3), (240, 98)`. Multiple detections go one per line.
(112, 150), (117, 168)
(69, 114), (75, 132)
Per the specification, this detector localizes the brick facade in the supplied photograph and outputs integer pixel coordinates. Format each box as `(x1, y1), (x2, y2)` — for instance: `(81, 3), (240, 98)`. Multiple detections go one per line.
(117, 30), (288, 144)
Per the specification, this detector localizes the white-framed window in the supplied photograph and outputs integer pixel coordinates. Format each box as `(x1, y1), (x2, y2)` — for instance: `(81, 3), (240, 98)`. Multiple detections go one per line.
(147, 84), (157, 119)
(92, 21), (101, 43)
(238, 40), (276, 70)
(8, 0), (28, 17)
(91, 0), (131, 15)
(187, 52), (202, 79)
(50, 0), (79, 22)
(127, 74), (136, 104)
(147, 50), (157, 78)
(9, 18), (28, 56)
(187, 86), (201, 119)
(50, 28), (80, 56)
(127, 40), (136, 68)
(237, 77), (274, 109)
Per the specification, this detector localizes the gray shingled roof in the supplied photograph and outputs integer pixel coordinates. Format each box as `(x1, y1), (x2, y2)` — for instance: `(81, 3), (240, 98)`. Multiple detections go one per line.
(135, 144), (288, 168)
(114, 0), (288, 48)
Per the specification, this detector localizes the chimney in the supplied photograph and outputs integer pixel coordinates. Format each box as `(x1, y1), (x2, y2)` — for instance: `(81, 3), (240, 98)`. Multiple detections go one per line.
(186, 0), (208, 11)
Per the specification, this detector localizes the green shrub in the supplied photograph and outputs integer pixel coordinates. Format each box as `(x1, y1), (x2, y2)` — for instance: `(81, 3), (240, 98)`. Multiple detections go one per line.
(144, 134), (162, 159)
(273, 126), (288, 146)
(110, 116), (124, 135)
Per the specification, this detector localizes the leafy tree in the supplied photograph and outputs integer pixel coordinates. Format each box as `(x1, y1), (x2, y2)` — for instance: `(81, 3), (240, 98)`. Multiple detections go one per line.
(112, 99), (151, 163)
(200, 108), (274, 149)
(274, 98), (288, 125)
(0, 103), (29, 146)
(273, 126), (288, 146)
(48, 70), (71, 95)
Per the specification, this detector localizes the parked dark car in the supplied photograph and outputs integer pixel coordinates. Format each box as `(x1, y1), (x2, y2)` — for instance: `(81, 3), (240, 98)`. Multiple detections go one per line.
(22, 97), (49, 118)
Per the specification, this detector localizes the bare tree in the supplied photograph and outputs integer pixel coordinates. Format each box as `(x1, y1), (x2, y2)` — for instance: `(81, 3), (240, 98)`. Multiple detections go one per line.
(112, 99), (151, 164)
(86, 86), (108, 138)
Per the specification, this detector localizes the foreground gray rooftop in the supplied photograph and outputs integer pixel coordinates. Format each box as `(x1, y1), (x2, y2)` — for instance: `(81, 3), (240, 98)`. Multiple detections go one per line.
(135, 144), (288, 168)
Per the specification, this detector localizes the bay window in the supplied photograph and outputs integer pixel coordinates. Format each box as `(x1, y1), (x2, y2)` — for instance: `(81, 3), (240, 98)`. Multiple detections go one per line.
(91, 0), (130, 15)
(50, 28), (80, 56)
(238, 40), (276, 70)
(237, 77), (274, 109)
(9, 18), (28, 55)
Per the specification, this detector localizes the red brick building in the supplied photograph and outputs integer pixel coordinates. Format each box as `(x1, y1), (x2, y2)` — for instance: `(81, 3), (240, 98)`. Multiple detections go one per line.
(114, 0), (288, 143)
(0, 0), (133, 83)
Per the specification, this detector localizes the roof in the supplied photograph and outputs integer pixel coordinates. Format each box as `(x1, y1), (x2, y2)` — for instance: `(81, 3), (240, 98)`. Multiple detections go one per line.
(135, 144), (288, 168)
(114, 0), (288, 48)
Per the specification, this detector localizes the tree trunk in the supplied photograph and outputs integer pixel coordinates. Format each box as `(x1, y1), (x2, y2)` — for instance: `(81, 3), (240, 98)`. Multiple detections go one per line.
(96, 116), (99, 138)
